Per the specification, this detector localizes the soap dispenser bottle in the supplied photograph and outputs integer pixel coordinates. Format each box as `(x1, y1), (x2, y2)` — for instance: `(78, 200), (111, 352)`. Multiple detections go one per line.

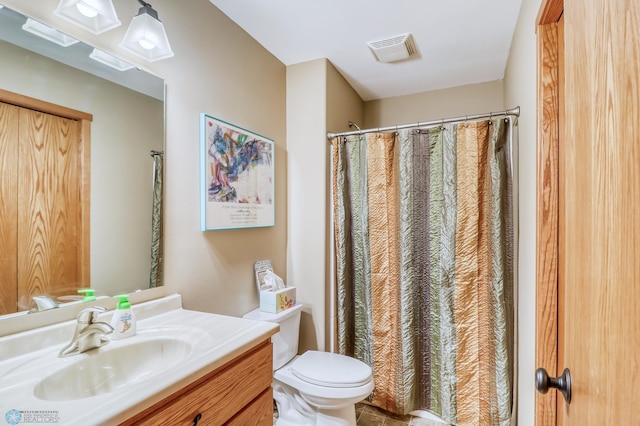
(78, 288), (96, 302)
(110, 294), (136, 340)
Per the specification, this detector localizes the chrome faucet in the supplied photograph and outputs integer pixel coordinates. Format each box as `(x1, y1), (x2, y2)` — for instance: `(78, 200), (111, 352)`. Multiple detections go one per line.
(28, 296), (58, 313)
(59, 307), (114, 358)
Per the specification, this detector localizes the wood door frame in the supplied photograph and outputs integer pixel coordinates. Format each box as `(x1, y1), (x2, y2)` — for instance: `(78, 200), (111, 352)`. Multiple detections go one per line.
(0, 88), (92, 288)
(536, 0), (563, 425)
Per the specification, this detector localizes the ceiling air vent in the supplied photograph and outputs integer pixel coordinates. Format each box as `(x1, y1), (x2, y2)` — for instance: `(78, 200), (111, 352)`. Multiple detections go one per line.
(367, 33), (416, 63)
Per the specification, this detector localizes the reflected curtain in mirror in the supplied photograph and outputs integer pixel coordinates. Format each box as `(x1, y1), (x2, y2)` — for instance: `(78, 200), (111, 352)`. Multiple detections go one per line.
(149, 150), (163, 288)
(332, 119), (514, 425)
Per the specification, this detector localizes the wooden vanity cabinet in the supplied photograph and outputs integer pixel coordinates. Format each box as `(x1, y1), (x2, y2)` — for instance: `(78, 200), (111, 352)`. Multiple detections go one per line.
(121, 339), (273, 426)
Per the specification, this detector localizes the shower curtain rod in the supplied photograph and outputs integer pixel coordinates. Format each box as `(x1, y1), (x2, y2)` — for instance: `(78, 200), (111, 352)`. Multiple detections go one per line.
(326, 106), (520, 140)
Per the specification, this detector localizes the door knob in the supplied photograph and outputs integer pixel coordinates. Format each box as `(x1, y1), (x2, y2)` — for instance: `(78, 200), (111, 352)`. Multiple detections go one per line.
(535, 367), (571, 403)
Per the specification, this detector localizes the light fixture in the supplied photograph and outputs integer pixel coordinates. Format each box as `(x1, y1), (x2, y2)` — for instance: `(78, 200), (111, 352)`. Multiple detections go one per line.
(54, 0), (121, 34)
(120, 0), (173, 62)
(90, 48), (135, 71)
(22, 18), (79, 47)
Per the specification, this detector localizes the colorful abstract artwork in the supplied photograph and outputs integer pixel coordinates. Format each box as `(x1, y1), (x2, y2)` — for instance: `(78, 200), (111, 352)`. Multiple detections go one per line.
(201, 114), (275, 230)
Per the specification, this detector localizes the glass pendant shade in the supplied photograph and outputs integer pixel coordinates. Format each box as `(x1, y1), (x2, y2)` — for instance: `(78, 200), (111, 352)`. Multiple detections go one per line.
(54, 0), (121, 34)
(120, 7), (173, 62)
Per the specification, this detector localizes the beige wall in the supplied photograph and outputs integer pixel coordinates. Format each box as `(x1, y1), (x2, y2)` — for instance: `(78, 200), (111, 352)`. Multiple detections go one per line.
(0, 39), (163, 298)
(327, 63), (365, 135)
(286, 59), (327, 352)
(504, 0), (541, 424)
(286, 59), (364, 352)
(326, 62), (365, 351)
(159, 2), (287, 318)
(1, 0), (287, 317)
(363, 80), (504, 128)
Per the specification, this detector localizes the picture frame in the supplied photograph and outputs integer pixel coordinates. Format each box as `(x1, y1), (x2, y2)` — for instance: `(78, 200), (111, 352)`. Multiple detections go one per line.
(200, 114), (275, 230)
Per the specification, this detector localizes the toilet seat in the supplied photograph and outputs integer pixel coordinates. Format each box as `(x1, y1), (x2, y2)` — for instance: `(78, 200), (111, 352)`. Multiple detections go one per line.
(291, 351), (372, 388)
(274, 359), (374, 405)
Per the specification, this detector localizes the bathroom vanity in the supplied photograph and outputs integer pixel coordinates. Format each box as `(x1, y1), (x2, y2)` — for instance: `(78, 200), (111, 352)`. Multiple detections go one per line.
(0, 294), (278, 425)
(121, 339), (274, 425)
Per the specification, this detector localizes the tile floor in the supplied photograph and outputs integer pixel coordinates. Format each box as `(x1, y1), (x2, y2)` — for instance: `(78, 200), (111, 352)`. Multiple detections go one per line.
(273, 401), (450, 425)
(355, 403), (449, 426)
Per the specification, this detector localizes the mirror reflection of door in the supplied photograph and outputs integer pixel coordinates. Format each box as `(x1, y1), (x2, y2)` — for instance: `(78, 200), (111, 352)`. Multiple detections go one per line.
(0, 90), (91, 315)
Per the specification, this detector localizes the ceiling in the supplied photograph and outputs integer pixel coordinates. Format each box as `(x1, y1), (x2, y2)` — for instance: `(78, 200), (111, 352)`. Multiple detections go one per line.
(208, 0), (523, 101)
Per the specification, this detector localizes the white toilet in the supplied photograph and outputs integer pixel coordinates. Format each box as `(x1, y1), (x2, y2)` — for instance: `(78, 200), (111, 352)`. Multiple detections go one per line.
(243, 304), (374, 426)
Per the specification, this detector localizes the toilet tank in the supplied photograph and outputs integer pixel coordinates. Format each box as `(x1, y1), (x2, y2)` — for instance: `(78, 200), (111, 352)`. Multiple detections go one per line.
(243, 303), (303, 370)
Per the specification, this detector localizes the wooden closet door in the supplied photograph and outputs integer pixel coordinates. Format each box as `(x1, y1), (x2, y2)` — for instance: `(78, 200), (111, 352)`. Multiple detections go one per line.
(17, 107), (82, 306)
(0, 90), (90, 314)
(0, 103), (19, 315)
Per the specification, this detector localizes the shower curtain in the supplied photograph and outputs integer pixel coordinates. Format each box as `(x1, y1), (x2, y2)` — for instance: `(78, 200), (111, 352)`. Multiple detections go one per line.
(149, 151), (164, 288)
(331, 119), (514, 426)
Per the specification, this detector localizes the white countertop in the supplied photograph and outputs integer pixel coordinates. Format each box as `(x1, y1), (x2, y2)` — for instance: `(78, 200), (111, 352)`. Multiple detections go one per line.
(0, 294), (278, 425)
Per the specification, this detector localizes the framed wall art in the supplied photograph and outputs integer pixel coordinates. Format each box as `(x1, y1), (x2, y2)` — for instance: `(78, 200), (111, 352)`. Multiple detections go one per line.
(200, 114), (275, 230)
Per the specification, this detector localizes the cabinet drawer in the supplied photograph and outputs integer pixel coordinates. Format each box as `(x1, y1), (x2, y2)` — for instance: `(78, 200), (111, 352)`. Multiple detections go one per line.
(225, 388), (273, 426)
(124, 340), (272, 425)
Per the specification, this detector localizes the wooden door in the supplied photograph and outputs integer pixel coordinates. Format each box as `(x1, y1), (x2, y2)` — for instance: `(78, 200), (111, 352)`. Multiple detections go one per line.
(0, 102), (19, 315)
(0, 90), (91, 314)
(562, 0), (640, 423)
(537, 0), (640, 424)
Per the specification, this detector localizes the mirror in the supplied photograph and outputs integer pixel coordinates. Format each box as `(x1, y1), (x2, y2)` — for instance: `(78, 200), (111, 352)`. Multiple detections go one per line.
(0, 6), (165, 317)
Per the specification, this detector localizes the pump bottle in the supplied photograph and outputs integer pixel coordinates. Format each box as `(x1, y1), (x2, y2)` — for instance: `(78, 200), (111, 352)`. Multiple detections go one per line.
(110, 294), (136, 340)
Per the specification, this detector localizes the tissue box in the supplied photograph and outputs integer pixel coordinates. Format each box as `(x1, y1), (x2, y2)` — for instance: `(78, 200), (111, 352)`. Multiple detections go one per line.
(260, 287), (296, 313)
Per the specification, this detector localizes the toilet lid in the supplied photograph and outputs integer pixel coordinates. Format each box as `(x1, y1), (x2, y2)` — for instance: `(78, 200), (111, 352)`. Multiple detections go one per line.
(290, 351), (372, 388)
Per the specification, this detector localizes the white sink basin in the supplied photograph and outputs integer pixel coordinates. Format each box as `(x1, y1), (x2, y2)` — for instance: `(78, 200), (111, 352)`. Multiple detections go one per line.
(34, 333), (195, 401)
